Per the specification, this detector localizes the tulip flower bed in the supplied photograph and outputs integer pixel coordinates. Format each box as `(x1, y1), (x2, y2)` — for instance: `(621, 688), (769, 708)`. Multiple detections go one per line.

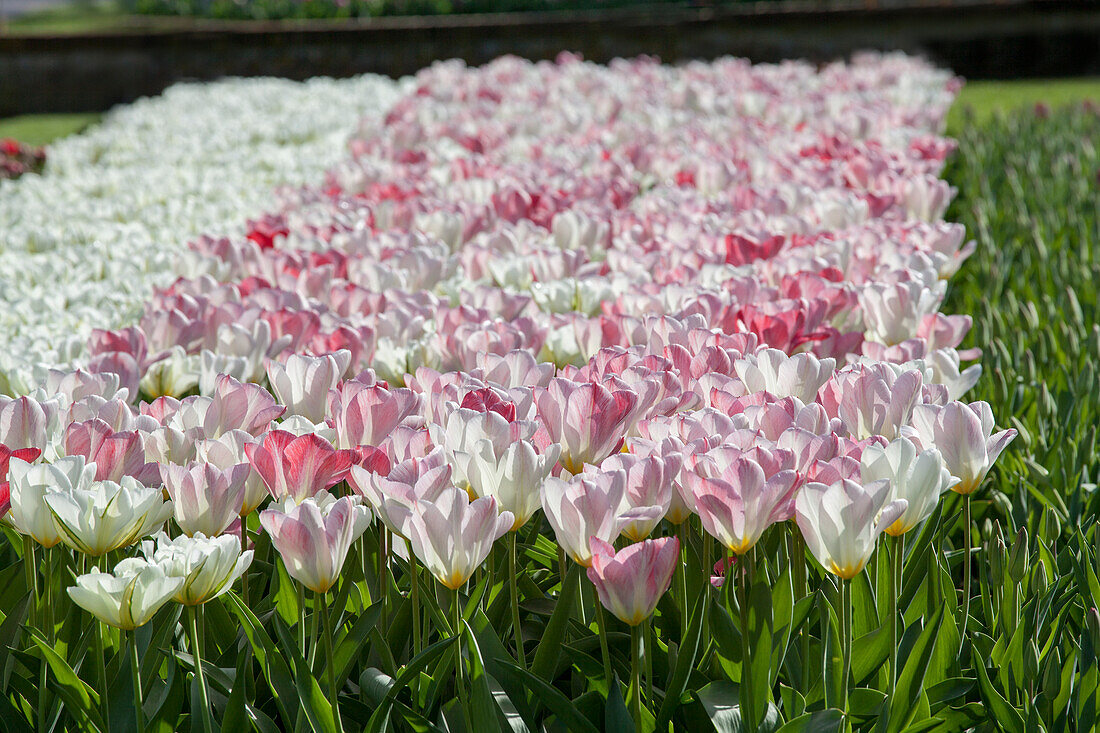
(0, 138), (46, 180)
(2, 52), (1080, 733)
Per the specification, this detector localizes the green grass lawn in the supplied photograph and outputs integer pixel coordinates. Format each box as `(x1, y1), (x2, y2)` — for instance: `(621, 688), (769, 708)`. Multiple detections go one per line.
(0, 113), (101, 145)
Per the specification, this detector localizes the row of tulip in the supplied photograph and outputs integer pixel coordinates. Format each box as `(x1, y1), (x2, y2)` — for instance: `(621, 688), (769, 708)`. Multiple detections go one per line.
(0, 74), (405, 394)
(0, 53), (1017, 731)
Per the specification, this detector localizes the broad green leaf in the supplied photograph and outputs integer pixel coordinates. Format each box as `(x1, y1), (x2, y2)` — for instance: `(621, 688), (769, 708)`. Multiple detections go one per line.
(887, 604), (944, 733)
(604, 676), (634, 733)
(271, 616), (337, 733)
(28, 629), (106, 733)
(531, 562), (580, 682)
(774, 708), (844, 733)
(973, 650), (1025, 733)
(654, 590), (710, 732)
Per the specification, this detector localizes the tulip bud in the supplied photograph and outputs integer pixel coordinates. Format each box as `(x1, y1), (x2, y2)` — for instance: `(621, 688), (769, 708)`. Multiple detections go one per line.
(1086, 608), (1100, 651)
(1042, 645), (1061, 700)
(1043, 511), (1061, 542)
(1024, 639), (1040, 681)
(1007, 527), (1029, 583)
(1031, 562), (1048, 597)
(989, 534), (1005, 587)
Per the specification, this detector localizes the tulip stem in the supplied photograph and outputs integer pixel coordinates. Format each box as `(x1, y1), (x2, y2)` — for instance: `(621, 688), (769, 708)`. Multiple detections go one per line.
(22, 536), (37, 629)
(308, 589), (321, 670)
(130, 631), (145, 733)
(380, 529), (391, 630)
(96, 621), (110, 728)
(453, 587), (474, 732)
(790, 530), (810, 694)
(676, 522), (689, 637)
(240, 516), (250, 610)
(840, 577), (852, 718)
(188, 606), (215, 733)
(960, 494), (972, 656)
(630, 624), (642, 730)
(595, 598), (613, 684)
(410, 556), (422, 657)
(508, 532), (526, 668)
(297, 580), (308, 655)
(320, 593), (344, 733)
(558, 545), (567, 592)
(890, 534), (902, 699)
(644, 617), (653, 705)
(738, 551), (756, 730)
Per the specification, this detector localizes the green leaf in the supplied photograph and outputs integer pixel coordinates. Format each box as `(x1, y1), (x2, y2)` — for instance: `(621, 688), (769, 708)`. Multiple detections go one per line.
(224, 591), (299, 728)
(463, 618), (505, 732)
(774, 708), (844, 733)
(973, 650), (1026, 733)
(692, 680), (781, 733)
(28, 629), (106, 733)
(604, 676), (634, 733)
(219, 645), (250, 733)
(746, 571), (775, 729)
(654, 590), (710, 731)
(271, 616), (337, 733)
(531, 562), (580, 682)
(365, 634), (460, 732)
(888, 604), (944, 733)
(492, 658), (602, 733)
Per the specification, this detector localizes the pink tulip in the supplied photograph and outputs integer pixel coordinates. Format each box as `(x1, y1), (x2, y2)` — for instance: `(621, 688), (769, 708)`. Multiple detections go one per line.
(688, 457), (798, 554)
(600, 453), (679, 541)
(541, 470), (658, 566)
(266, 352), (350, 424)
(160, 462), (250, 537)
(327, 380), (421, 450)
(64, 419), (158, 485)
(259, 494), (370, 593)
(910, 401), (1016, 495)
(194, 430), (268, 515)
(245, 430), (358, 503)
(206, 373), (286, 437)
(534, 378), (638, 474)
(0, 445), (41, 517)
(819, 364), (924, 440)
(404, 488), (513, 590)
(0, 395), (59, 452)
(586, 536), (679, 626)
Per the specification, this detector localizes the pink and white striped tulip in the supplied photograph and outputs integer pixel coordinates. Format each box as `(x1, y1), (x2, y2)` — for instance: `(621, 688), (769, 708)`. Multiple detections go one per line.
(259, 493), (370, 593)
(534, 378), (638, 474)
(160, 462), (250, 537)
(327, 380), (421, 450)
(586, 536), (679, 626)
(404, 487), (513, 590)
(794, 478), (907, 579)
(245, 430), (357, 503)
(266, 351), (350, 424)
(909, 400), (1016, 495)
(688, 457), (798, 554)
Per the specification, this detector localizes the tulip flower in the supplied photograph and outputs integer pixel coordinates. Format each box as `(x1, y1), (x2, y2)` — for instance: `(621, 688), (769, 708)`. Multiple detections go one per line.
(328, 380), (421, 450)
(206, 373), (286, 437)
(45, 475), (174, 556)
(542, 470), (659, 566)
(820, 364), (925, 441)
(534, 378), (638, 474)
(140, 531), (253, 605)
(0, 445), (41, 517)
(860, 437), (957, 536)
(267, 352), (350, 424)
(63, 420), (158, 485)
(68, 559), (183, 629)
(0, 395), (60, 451)
(909, 400), (1016, 495)
(161, 462), (250, 537)
(689, 457), (798, 555)
(245, 430), (357, 503)
(600, 453), (678, 541)
(6, 455), (91, 548)
(587, 536), (679, 626)
(734, 348), (836, 403)
(194, 430), (267, 515)
(588, 535), (679, 729)
(259, 493), (370, 593)
(404, 487), (513, 590)
(794, 478), (907, 580)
